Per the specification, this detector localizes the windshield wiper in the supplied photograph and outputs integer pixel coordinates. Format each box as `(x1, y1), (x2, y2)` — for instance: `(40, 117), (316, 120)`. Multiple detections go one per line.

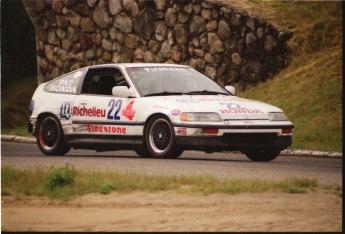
(187, 90), (229, 96)
(145, 91), (186, 97)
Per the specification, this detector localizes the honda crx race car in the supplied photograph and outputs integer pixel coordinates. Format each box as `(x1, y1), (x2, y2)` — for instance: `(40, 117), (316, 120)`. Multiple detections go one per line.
(28, 63), (294, 161)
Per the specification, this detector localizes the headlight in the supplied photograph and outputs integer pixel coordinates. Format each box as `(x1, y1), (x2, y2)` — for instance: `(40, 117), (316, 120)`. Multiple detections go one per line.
(180, 112), (222, 122)
(269, 112), (288, 121)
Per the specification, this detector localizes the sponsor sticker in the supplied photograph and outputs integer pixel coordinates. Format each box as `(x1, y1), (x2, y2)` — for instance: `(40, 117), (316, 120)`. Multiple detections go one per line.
(49, 84), (77, 93)
(122, 100), (136, 120)
(60, 102), (72, 119)
(176, 98), (199, 103)
(219, 103), (263, 114)
(86, 123), (127, 134)
(153, 105), (169, 109)
(73, 106), (106, 118)
(73, 71), (83, 78)
(143, 67), (186, 72)
(171, 109), (181, 116)
(49, 79), (77, 93)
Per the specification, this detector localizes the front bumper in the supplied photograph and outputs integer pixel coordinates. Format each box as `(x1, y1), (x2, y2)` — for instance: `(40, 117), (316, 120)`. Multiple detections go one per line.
(175, 134), (292, 151)
(173, 123), (293, 152)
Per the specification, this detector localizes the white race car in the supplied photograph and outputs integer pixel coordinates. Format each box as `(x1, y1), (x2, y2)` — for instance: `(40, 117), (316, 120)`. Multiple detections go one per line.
(28, 63), (294, 161)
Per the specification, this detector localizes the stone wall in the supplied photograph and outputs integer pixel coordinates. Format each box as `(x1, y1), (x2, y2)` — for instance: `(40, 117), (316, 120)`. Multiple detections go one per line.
(22, 0), (292, 89)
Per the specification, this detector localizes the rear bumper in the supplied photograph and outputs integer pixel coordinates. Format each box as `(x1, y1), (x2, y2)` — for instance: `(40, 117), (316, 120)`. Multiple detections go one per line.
(28, 122), (34, 134)
(175, 134), (292, 152)
(28, 118), (37, 135)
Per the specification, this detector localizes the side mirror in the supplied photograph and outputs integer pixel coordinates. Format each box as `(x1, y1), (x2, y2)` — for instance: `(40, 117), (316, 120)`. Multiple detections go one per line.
(112, 86), (135, 98)
(225, 86), (236, 95)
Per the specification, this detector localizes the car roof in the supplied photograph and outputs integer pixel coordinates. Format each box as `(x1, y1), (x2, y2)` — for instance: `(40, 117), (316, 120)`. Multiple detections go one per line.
(87, 63), (190, 69)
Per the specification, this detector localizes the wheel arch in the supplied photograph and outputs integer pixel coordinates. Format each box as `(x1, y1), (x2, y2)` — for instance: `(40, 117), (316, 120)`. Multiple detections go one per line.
(141, 112), (183, 158)
(143, 112), (173, 136)
(35, 112), (61, 134)
(35, 112), (71, 156)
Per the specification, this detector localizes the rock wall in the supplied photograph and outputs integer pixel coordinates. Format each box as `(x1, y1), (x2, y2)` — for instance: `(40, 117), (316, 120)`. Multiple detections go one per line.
(22, 0), (292, 89)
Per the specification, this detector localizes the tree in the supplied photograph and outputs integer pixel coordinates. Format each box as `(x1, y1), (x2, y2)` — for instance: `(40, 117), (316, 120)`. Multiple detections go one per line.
(1, 0), (36, 87)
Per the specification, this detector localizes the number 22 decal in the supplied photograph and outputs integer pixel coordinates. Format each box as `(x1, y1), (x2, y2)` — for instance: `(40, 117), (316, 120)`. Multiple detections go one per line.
(107, 99), (122, 120)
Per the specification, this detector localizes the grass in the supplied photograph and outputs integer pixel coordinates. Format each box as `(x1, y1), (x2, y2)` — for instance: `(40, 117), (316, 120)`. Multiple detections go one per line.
(1, 164), (341, 201)
(1, 125), (33, 137)
(239, 47), (342, 152)
(238, 1), (342, 152)
(1, 77), (37, 135)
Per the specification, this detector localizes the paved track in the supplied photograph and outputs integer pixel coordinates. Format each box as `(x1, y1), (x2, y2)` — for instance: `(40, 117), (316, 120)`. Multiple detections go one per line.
(1, 142), (342, 185)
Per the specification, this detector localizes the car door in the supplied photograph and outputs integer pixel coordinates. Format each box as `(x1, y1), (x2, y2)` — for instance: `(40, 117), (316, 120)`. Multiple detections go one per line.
(71, 67), (137, 137)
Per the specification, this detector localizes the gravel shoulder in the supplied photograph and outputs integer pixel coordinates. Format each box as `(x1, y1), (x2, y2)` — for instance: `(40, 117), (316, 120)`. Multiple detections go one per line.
(1, 138), (342, 232)
(1, 191), (342, 232)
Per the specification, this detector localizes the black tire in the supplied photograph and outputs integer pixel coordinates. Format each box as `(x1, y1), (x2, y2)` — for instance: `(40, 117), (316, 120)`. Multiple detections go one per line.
(36, 115), (71, 156)
(135, 148), (151, 158)
(144, 115), (183, 159)
(244, 148), (281, 162)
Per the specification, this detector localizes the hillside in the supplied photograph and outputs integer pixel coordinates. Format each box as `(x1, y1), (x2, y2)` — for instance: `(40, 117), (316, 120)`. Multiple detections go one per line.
(238, 1), (342, 152)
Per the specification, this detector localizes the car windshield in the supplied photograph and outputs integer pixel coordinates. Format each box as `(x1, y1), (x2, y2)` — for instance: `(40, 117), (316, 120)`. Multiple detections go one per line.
(127, 66), (229, 97)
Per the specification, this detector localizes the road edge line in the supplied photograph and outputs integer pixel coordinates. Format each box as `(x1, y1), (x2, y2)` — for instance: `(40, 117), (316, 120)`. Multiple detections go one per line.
(1, 134), (342, 158)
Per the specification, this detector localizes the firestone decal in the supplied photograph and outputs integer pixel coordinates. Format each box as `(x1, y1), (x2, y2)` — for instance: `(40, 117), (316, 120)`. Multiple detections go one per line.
(122, 100), (136, 120)
(219, 103), (263, 114)
(60, 102), (72, 119)
(86, 123), (127, 134)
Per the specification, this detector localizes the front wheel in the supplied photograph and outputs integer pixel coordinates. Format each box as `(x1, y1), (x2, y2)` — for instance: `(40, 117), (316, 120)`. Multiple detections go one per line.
(244, 148), (281, 162)
(36, 115), (71, 156)
(144, 116), (183, 159)
(135, 148), (151, 158)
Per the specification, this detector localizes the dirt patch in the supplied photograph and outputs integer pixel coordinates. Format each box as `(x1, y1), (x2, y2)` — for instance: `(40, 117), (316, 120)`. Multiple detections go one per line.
(2, 191), (342, 232)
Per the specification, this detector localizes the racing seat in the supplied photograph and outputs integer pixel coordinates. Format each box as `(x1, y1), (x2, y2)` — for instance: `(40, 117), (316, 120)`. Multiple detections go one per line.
(92, 75), (117, 95)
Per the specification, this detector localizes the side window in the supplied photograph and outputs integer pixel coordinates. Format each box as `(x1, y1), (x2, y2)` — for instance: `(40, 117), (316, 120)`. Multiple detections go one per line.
(44, 69), (85, 94)
(81, 68), (128, 95)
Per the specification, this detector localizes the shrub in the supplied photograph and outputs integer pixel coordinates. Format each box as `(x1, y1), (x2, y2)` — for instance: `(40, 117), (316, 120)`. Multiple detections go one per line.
(99, 183), (115, 194)
(45, 164), (75, 190)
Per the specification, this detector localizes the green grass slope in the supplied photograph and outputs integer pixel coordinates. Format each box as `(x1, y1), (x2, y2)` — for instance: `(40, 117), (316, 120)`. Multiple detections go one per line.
(239, 1), (342, 152)
(240, 47), (342, 152)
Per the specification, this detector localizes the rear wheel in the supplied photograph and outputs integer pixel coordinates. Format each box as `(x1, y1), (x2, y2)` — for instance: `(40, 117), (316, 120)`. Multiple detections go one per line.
(36, 115), (70, 156)
(244, 148), (281, 162)
(144, 116), (183, 159)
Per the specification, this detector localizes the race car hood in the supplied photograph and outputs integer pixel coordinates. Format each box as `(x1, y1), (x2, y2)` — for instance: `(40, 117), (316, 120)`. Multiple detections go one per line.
(150, 95), (283, 120)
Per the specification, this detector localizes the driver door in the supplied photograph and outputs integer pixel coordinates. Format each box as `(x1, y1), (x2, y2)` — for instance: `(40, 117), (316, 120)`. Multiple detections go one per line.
(71, 67), (137, 136)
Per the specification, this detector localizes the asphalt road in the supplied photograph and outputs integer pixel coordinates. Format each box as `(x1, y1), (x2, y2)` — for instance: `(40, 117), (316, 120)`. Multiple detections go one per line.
(1, 142), (342, 186)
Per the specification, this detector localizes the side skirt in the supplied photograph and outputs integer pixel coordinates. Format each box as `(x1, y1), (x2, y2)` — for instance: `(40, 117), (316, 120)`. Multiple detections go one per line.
(65, 134), (143, 151)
